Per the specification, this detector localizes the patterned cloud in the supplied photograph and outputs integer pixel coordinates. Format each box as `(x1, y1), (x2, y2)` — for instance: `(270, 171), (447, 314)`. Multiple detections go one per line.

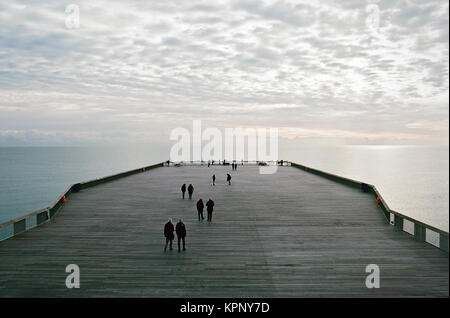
(0, 0), (448, 145)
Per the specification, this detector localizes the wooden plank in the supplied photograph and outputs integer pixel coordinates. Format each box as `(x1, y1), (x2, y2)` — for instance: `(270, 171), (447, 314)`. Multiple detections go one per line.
(0, 165), (447, 297)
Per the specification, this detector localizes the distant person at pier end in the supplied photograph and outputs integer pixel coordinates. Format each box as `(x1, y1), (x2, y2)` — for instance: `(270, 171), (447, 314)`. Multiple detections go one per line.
(181, 184), (186, 199)
(196, 198), (204, 221)
(212, 174), (216, 186)
(164, 218), (174, 252)
(227, 173), (232, 185)
(176, 219), (187, 252)
(206, 198), (215, 222)
(188, 184), (194, 199)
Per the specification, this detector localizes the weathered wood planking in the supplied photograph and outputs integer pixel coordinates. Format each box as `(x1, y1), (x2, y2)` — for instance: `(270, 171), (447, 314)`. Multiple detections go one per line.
(0, 165), (448, 297)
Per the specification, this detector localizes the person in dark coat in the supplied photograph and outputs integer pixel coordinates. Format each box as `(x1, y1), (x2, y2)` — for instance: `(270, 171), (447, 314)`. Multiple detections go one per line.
(187, 184), (194, 199)
(212, 174), (216, 186)
(176, 219), (187, 252)
(181, 184), (186, 199)
(206, 198), (215, 222)
(164, 218), (174, 251)
(227, 173), (232, 185)
(196, 198), (204, 221)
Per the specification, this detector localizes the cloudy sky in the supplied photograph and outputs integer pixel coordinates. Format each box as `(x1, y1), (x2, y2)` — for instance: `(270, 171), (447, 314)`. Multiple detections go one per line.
(0, 0), (448, 146)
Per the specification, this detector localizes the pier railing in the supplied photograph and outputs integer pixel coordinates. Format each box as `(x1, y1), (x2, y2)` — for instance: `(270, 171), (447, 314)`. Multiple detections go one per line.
(1, 160), (448, 254)
(289, 162), (449, 254)
(0, 162), (164, 242)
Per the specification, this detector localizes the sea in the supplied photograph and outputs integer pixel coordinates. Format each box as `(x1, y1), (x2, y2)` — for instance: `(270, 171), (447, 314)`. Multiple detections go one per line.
(0, 145), (448, 231)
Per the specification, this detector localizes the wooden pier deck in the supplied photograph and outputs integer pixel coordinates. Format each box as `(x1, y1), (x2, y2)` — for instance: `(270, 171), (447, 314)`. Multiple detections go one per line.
(0, 165), (448, 297)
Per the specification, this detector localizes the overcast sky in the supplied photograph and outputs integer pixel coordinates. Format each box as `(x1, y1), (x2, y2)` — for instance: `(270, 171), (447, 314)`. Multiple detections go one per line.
(0, 0), (448, 146)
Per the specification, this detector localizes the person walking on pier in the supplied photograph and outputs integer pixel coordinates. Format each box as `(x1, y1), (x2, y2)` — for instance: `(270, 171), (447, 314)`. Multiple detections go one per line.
(188, 184), (194, 199)
(212, 174), (216, 186)
(227, 173), (232, 185)
(176, 219), (187, 252)
(196, 198), (204, 221)
(206, 198), (215, 222)
(181, 184), (186, 199)
(164, 218), (174, 252)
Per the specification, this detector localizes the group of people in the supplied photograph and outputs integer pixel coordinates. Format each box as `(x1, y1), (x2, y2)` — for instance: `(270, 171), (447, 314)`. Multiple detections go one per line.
(164, 218), (186, 252)
(164, 167), (237, 252)
(164, 184), (217, 252)
(211, 173), (232, 185)
(196, 198), (215, 221)
(207, 160), (244, 168)
(180, 183), (194, 199)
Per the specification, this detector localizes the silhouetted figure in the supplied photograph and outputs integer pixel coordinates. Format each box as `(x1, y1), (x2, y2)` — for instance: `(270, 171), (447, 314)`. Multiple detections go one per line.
(234, 163), (237, 171)
(188, 184), (194, 199)
(208, 161), (210, 167)
(227, 173), (232, 185)
(196, 198), (204, 221)
(181, 184), (186, 199)
(212, 174), (216, 186)
(164, 218), (174, 251)
(206, 198), (215, 222)
(175, 219), (187, 252)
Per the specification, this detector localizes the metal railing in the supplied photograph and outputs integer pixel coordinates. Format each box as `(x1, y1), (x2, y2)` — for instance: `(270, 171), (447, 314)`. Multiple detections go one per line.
(289, 162), (449, 254)
(0, 162), (164, 242)
(1, 159), (448, 254)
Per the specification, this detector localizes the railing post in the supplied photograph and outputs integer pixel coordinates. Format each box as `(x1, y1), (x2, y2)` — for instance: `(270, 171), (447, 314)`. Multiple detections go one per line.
(37, 210), (49, 225)
(439, 234), (449, 253)
(414, 223), (426, 242)
(394, 215), (404, 231)
(13, 219), (26, 235)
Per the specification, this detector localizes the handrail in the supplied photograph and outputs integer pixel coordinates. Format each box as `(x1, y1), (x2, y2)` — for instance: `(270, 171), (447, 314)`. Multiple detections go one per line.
(1, 160), (448, 254)
(289, 161), (448, 253)
(0, 207), (49, 228)
(0, 162), (165, 241)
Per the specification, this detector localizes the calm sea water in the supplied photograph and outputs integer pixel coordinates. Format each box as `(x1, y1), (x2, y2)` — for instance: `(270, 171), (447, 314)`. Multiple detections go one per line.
(0, 145), (448, 231)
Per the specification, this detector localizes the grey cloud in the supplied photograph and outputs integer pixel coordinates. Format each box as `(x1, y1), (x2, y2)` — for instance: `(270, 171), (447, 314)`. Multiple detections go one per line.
(0, 0), (448, 145)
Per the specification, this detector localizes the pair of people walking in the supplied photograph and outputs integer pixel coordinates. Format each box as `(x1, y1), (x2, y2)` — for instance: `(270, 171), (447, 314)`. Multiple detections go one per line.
(196, 198), (215, 221)
(164, 218), (187, 252)
(181, 183), (194, 199)
(231, 163), (238, 171)
(211, 174), (231, 185)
